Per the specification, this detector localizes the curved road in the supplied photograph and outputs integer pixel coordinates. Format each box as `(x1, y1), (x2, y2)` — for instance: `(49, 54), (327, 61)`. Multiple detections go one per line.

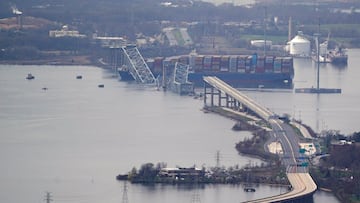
(203, 76), (317, 202)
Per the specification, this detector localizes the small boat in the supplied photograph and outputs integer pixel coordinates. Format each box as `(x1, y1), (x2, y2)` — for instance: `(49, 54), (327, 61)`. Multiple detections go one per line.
(328, 47), (348, 65)
(244, 187), (256, 192)
(76, 75), (83, 79)
(98, 84), (104, 88)
(243, 161), (256, 192)
(26, 73), (35, 80)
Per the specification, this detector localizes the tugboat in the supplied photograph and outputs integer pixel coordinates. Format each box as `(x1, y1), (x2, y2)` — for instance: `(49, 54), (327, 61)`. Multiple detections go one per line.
(328, 47), (348, 65)
(26, 73), (35, 80)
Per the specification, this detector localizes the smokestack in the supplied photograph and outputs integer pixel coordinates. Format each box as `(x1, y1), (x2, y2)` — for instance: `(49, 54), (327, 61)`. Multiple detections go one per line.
(11, 6), (23, 15)
(11, 6), (23, 29)
(17, 14), (23, 29)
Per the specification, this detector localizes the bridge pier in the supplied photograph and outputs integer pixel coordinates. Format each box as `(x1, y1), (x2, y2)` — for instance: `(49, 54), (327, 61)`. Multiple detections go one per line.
(203, 81), (252, 115)
(204, 82), (242, 109)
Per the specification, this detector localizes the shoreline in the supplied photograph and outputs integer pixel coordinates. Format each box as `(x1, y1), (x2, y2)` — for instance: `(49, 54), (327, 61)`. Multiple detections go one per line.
(0, 55), (97, 66)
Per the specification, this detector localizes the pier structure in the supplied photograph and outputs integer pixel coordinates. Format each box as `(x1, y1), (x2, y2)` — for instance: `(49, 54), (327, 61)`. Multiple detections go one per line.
(203, 76), (317, 203)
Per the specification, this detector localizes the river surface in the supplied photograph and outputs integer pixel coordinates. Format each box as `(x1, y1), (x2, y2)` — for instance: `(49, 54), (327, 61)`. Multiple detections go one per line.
(1, 51), (358, 203)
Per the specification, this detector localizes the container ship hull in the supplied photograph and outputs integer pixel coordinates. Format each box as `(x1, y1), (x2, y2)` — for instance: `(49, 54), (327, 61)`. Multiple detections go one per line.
(188, 72), (293, 89)
(119, 54), (294, 89)
(118, 70), (134, 81)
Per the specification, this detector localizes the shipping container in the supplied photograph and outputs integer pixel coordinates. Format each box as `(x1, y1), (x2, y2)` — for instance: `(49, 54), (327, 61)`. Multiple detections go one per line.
(123, 54), (293, 89)
(265, 56), (274, 64)
(179, 56), (189, 64)
(212, 56), (221, 65)
(281, 57), (293, 66)
(256, 56), (265, 73)
(194, 56), (204, 71)
(203, 56), (212, 64)
(237, 56), (246, 72)
(246, 56), (253, 73)
(195, 56), (204, 65)
(281, 57), (293, 73)
(220, 56), (230, 72)
(229, 56), (238, 73)
(203, 56), (212, 70)
(265, 56), (274, 73)
(273, 57), (282, 73)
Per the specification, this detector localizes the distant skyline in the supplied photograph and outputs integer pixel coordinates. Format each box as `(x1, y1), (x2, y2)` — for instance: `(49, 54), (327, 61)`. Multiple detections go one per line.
(201, 0), (255, 6)
(201, 0), (359, 6)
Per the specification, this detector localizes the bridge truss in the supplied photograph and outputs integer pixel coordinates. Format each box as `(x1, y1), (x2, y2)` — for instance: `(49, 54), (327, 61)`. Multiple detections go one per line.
(169, 62), (194, 95)
(121, 45), (157, 84)
(173, 62), (190, 84)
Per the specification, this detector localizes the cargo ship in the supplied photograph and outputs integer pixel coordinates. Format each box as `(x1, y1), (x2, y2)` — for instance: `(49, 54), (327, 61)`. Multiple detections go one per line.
(119, 54), (294, 89)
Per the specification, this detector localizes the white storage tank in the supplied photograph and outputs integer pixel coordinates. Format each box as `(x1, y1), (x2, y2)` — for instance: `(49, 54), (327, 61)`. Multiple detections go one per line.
(288, 32), (311, 57)
(250, 40), (272, 48)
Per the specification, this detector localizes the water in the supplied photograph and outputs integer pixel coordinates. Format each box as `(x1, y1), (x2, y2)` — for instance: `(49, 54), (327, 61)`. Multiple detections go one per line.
(0, 65), (274, 203)
(1, 48), (357, 203)
(245, 49), (360, 135)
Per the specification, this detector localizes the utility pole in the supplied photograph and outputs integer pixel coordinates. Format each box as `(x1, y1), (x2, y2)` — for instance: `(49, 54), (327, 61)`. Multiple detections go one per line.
(44, 192), (53, 203)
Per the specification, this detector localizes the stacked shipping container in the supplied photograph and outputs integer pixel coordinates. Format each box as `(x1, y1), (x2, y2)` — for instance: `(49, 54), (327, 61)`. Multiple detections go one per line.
(212, 56), (220, 71)
(148, 55), (293, 76)
(281, 57), (293, 73)
(229, 56), (237, 73)
(138, 54), (294, 89)
(265, 56), (274, 73)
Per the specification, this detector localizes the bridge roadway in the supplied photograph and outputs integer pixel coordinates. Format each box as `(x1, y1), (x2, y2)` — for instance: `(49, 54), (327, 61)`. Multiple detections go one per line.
(203, 76), (317, 202)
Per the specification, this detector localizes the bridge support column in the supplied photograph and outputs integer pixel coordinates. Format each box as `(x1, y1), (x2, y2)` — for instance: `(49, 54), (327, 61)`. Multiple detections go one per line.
(218, 89), (221, 107)
(204, 83), (216, 107)
(203, 81), (243, 110)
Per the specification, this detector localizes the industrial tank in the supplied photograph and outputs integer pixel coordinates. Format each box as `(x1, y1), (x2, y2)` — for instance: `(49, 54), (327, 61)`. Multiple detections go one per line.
(288, 32), (311, 57)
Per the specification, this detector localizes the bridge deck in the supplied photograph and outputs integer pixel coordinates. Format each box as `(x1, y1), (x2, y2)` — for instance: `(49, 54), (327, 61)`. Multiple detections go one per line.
(203, 76), (273, 120)
(203, 76), (317, 203)
(245, 173), (317, 203)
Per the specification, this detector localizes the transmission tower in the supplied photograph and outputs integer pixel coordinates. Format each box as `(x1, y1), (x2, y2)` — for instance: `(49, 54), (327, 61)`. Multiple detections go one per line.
(122, 181), (129, 203)
(191, 187), (201, 203)
(44, 192), (53, 203)
(215, 150), (221, 168)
